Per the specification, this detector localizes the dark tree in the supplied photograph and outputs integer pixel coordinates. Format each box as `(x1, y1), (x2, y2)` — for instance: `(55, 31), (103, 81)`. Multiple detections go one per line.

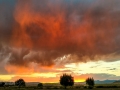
(0, 82), (5, 87)
(15, 78), (26, 88)
(86, 77), (95, 89)
(60, 73), (74, 89)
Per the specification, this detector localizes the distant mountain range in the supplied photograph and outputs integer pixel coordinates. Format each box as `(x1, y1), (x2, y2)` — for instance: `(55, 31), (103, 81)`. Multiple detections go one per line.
(112, 80), (120, 84)
(95, 80), (120, 84)
(76, 80), (120, 85)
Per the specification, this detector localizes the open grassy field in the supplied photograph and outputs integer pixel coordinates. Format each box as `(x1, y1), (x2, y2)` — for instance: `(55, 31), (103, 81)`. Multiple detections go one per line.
(0, 83), (119, 90)
(0, 83), (120, 90)
(0, 87), (120, 90)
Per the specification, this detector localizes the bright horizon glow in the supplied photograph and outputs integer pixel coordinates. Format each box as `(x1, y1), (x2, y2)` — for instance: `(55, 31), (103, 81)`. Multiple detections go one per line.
(65, 60), (120, 75)
(0, 60), (120, 82)
(75, 79), (85, 82)
(0, 75), (15, 81)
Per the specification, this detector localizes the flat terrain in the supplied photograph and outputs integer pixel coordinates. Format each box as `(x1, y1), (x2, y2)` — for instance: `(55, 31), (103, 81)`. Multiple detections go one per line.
(0, 87), (120, 90)
(0, 88), (120, 90)
(0, 83), (120, 90)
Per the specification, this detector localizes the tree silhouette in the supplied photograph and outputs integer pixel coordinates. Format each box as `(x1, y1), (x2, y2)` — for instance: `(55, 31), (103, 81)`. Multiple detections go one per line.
(15, 78), (26, 88)
(0, 82), (5, 87)
(60, 73), (74, 89)
(86, 77), (95, 89)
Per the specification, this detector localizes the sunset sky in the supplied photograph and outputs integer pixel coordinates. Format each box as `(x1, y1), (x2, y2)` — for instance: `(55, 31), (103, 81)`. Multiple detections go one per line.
(0, 0), (120, 83)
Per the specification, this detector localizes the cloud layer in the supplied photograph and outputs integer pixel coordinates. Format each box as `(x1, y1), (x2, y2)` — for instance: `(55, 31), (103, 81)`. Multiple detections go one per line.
(0, 0), (120, 74)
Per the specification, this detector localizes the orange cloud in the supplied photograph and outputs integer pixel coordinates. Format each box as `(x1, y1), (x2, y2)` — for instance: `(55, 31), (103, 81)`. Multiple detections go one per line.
(0, 0), (120, 76)
(9, 0), (120, 68)
(5, 65), (35, 74)
(11, 76), (59, 83)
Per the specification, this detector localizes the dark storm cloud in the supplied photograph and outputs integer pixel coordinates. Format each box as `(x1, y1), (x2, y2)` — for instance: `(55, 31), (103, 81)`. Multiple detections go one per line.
(0, 0), (17, 43)
(0, 0), (120, 69)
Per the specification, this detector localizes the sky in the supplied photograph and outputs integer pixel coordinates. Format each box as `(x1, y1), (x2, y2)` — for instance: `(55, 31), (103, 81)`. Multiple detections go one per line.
(0, 0), (120, 83)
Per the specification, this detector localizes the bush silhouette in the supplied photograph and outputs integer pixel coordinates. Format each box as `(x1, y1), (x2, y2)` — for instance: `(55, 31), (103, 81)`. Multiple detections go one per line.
(60, 73), (74, 89)
(37, 83), (43, 88)
(15, 78), (26, 87)
(0, 82), (5, 87)
(37, 83), (43, 87)
(86, 77), (94, 89)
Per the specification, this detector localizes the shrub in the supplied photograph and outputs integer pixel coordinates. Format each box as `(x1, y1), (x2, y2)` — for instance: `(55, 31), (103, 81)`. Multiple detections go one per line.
(0, 82), (5, 87)
(37, 83), (43, 87)
(37, 83), (43, 89)
(75, 86), (81, 88)
(60, 73), (74, 89)
(84, 86), (87, 88)
(96, 86), (118, 88)
(96, 86), (104, 88)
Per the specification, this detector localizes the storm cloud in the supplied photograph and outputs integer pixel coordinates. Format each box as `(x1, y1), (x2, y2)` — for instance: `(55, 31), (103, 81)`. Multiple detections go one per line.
(0, 0), (120, 72)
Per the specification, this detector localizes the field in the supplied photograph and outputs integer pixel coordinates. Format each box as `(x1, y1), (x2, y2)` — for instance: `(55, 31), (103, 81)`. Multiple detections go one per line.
(0, 88), (120, 90)
(0, 83), (120, 90)
(0, 87), (120, 90)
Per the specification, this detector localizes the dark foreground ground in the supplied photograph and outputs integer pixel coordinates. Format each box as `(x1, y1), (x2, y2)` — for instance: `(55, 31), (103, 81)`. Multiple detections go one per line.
(0, 86), (120, 90)
(0, 88), (120, 90)
(0, 83), (120, 90)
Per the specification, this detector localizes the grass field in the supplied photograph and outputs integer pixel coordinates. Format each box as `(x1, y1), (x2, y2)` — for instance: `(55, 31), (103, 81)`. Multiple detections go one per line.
(0, 84), (120, 90)
(0, 88), (120, 90)
(0, 83), (120, 90)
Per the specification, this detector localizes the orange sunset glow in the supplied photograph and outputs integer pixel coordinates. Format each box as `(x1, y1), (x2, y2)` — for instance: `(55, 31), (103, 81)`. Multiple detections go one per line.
(0, 0), (120, 83)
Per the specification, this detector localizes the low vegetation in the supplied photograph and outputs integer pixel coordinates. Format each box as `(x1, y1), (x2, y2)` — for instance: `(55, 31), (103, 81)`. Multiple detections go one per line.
(0, 83), (120, 90)
(0, 82), (5, 87)
(37, 82), (43, 89)
(0, 75), (120, 90)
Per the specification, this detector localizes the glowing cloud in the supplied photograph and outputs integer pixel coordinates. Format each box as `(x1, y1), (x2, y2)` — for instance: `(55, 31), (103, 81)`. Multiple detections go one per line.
(0, 0), (120, 75)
